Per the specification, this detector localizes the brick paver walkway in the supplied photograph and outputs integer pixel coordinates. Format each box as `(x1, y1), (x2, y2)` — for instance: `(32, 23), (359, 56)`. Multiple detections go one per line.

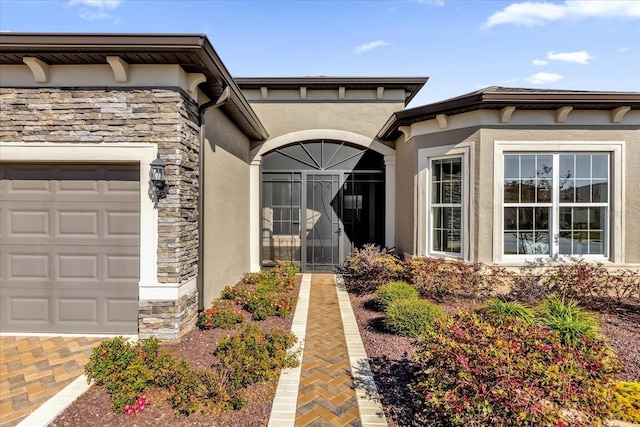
(295, 274), (361, 426)
(0, 336), (103, 427)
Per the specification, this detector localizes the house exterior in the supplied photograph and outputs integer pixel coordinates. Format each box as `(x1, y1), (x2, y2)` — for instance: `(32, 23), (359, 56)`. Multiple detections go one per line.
(1, 33), (638, 339)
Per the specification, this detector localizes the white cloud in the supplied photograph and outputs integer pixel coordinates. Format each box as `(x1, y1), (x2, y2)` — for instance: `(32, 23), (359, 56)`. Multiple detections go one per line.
(354, 40), (390, 54)
(415, 0), (445, 5)
(484, 0), (640, 28)
(526, 72), (564, 84)
(78, 10), (111, 20)
(532, 59), (548, 66)
(68, 0), (121, 21)
(547, 50), (593, 64)
(618, 47), (630, 52)
(68, 0), (122, 9)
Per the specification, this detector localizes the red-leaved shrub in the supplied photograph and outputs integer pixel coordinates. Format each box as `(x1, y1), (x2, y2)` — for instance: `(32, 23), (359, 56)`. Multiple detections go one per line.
(412, 312), (621, 426)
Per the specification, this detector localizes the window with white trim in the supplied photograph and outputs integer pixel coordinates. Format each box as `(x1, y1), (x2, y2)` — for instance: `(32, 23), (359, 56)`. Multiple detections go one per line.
(431, 157), (463, 255)
(503, 153), (609, 257)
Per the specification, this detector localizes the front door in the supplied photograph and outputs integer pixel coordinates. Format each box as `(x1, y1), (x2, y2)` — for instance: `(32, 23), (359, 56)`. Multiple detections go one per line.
(304, 173), (342, 271)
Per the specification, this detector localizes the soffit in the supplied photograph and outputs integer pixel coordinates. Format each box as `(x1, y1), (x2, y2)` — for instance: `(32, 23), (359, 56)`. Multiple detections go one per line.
(378, 86), (640, 141)
(0, 33), (268, 141)
(236, 76), (428, 105)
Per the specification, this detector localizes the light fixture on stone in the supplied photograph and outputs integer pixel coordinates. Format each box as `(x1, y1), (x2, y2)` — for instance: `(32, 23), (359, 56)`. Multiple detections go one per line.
(150, 155), (168, 206)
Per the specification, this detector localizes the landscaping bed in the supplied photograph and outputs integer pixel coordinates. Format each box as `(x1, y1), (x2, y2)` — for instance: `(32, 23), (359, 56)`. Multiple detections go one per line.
(344, 246), (640, 426)
(48, 248), (640, 426)
(50, 272), (301, 427)
(349, 292), (640, 427)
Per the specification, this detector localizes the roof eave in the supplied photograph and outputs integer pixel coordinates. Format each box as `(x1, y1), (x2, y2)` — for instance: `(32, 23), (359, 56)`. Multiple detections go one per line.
(0, 33), (269, 141)
(378, 90), (640, 141)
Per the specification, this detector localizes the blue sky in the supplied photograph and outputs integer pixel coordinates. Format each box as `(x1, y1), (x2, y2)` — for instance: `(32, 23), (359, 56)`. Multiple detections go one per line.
(1, 0), (639, 107)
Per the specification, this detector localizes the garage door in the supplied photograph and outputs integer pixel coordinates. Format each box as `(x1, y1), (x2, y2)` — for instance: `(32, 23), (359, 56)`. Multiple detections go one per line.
(0, 163), (140, 334)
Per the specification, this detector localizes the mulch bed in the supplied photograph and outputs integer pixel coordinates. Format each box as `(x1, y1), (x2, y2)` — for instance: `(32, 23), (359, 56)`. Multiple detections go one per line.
(348, 288), (640, 427)
(50, 277), (300, 427)
(48, 274), (639, 427)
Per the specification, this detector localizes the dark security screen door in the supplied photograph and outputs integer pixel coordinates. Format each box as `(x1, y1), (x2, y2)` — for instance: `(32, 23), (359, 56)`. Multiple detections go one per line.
(261, 140), (385, 272)
(305, 173), (341, 271)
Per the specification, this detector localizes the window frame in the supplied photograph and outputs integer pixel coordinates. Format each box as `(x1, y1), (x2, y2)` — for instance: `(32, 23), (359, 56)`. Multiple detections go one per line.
(430, 156), (464, 256)
(493, 141), (624, 264)
(262, 172), (302, 238)
(418, 144), (472, 260)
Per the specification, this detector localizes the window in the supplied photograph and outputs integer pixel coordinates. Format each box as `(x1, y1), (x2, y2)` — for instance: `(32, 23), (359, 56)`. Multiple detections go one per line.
(431, 157), (463, 255)
(503, 153), (609, 257)
(262, 172), (301, 236)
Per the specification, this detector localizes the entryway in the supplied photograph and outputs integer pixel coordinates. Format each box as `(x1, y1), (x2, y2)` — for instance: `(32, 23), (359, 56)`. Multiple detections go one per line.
(261, 140), (385, 272)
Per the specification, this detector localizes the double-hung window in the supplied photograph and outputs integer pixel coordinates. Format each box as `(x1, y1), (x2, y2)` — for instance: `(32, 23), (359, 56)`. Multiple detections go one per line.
(503, 153), (609, 258)
(431, 157), (463, 255)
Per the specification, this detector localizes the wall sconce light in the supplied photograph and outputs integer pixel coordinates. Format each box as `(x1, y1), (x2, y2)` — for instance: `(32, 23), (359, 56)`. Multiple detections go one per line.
(150, 155), (168, 207)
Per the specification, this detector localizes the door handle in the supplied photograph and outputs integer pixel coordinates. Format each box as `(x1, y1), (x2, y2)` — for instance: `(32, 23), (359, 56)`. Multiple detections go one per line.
(335, 228), (342, 235)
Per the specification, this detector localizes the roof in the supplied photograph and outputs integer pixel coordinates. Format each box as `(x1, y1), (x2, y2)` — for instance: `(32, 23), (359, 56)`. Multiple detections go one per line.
(0, 33), (269, 141)
(377, 86), (640, 141)
(235, 76), (428, 105)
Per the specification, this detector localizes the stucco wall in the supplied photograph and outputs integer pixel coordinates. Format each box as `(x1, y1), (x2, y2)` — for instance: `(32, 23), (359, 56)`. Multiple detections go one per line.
(399, 125), (639, 267)
(202, 107), (252, 306)
(248, 102), (402, 140)
(396, 128), (479, 258)
(476, 127), (640, 265)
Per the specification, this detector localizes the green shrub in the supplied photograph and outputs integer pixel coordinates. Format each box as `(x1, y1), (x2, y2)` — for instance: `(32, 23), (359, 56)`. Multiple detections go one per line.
(198, 299), (244, 329)
(383, 299), (443, 337)
(541, 260), (640, 305)
(221, 264), (298, 321)
(243, 291), (297, 321)
(536, 295), (601, 345)
(612, 381), (640, 423)
(344, 244), (403, 294)
(374, 281), (419, 311)
(406, 257), (491, 302)
(215, 324), (299, 389)
(85, 336), (161, 412)
(479, 298), (534, 326)
(412, 312), (622, 426)
(241, 262), (298, 293)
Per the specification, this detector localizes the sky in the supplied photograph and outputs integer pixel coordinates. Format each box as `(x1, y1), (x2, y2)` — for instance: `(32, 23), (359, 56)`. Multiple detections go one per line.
(1, 0), (639, 107)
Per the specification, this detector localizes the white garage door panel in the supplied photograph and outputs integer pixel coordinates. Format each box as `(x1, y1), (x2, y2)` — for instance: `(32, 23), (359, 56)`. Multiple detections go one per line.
(0, 163), (140, 334)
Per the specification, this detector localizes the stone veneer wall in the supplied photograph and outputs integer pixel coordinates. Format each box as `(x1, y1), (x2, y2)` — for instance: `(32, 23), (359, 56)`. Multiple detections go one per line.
(0, 87), (201, 339)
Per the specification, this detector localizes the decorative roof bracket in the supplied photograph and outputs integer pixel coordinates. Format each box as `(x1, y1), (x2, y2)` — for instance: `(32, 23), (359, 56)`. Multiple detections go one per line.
(186, 73), (206, 95)
(500, 106), (516, 123)
(611, 106), (631, 123)
(23, 57), (49, 83)
(555, 106), (573, 123)
(106, 56), (129, 82)
(436, 114), (448, 129)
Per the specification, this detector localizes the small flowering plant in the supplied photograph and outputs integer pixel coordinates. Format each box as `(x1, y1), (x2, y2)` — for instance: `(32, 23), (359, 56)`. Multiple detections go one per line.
(124, 393), (150, 415)
(198, 299), (244, 329)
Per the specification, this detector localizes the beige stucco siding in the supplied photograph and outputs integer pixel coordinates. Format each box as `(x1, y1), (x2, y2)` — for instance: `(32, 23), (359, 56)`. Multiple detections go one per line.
(394, 133), (416, 257)
(398, 125), (639, 267)
(396, 128), (479, 258)
(202, 107), (252, 306)
(477, 127), (640, 265)
(249, 103), (402, 140)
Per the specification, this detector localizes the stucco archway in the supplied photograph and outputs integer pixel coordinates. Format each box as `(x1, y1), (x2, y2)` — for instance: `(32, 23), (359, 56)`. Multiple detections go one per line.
(249, 130), (396, 271)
